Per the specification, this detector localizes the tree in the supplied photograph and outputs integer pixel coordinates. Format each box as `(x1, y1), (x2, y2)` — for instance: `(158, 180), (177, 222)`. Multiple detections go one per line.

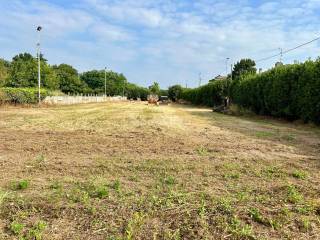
(168, 85), (183, 102)
(0, 58), (10, 87)
(149, 82), (160, 95)
(81, 70), (128, 95)
(126, 83), (149, 100)
(52, 64), (87, 94)
(232, 59), (257, 80)
(6, 53), (58, 89)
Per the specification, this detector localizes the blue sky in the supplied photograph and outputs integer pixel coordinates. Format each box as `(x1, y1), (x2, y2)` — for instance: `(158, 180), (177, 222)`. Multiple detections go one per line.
(0, 0), (320, 88)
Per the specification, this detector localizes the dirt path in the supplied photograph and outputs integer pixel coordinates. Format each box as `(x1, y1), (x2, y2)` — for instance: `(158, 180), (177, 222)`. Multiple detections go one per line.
(0, 102), (319, 239)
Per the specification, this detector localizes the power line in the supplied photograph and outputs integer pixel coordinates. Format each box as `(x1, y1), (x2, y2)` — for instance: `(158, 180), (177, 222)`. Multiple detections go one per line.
(255, 36), (320, 63)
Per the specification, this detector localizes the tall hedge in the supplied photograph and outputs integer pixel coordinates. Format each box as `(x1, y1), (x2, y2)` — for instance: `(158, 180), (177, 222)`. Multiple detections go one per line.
(231, 60), (320, 124)
(0, 87), (48, 104)
(180, 79), (230, 107)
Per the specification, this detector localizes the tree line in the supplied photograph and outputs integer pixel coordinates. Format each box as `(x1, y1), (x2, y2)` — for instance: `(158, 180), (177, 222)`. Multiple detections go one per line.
(168, 58), (320, 124)
(0, 52), (152, 100)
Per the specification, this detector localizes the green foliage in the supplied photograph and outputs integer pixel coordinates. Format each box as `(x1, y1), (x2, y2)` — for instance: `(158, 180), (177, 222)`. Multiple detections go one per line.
(0, 58), (10, 87)
(10, 221), (25, 235)
(232, 58), (257, 79)
(81, 70), (127, 95)
(180, 78), (230, 107)
(168, 85), (183, 102)
(248, 207), (263, 223)
(126, 83), (150, 100)
(231, 59), (320, 124)
(292, 170), (307, 180)
(6, 53), (58, 90)
(160, 89), (168, 96)
(149, 82), (160, 95)
(287, 185), (303, 204)
(180, 58), (320, 124)
(52, 64), (88, 94)
(1, 53), (143, 100)
(27, 221), (47, 240)
(11, 179), (29, 190)
(0, 87), (48, 104)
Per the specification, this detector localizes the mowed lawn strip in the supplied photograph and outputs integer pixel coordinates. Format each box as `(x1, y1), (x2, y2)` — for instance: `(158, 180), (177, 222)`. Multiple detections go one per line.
(0, 102), (319, 239)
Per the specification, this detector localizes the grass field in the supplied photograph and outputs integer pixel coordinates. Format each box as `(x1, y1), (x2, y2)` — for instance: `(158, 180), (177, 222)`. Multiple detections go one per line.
(0, 102), (319, 240)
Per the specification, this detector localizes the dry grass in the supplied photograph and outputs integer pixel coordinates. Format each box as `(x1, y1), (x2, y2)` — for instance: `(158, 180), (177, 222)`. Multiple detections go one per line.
(0, 102), (319, 240)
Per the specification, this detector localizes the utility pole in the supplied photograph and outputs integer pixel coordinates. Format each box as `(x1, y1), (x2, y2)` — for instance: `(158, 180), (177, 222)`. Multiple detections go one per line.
(230, 64), (233, 81)
(122, 78), (125, 97)
(198, 72), (202, 87)
(36, 26), (42, 104)
(104, 67), (107, 97)
(279, 48), (283, 63)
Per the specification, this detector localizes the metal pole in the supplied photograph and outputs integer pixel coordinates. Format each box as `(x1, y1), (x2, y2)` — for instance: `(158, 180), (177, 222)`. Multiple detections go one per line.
(122, 78), (125, 97)
(226, 58), (230, 76)
(37, 26), (42, 104)
(104, 67), (107, 97)
(198, 72), (202, 87)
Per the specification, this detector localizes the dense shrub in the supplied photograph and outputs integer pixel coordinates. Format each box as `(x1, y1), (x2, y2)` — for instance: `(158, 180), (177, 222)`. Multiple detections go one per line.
(180, 79), (230, 107)
(231, 59), (320, 124)
(0, 87), (48, 104)
(168, 85), (183, 102)
(126, 83), (149, 100)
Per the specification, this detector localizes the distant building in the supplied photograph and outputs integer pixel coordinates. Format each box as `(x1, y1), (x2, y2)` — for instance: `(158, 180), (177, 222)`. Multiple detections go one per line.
(275, 62), (284, 67)
(209, 75), (227, 82)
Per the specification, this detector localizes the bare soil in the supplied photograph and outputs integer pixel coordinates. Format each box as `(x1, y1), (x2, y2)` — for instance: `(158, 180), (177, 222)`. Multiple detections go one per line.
(0, 102), (319, 239)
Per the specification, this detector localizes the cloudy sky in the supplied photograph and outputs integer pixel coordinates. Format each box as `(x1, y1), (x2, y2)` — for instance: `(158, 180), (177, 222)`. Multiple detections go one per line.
(0, 0), (319, 88)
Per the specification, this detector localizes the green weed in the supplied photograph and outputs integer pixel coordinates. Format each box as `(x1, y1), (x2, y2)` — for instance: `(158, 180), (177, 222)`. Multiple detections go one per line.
(27, 220), (47, 240)
(287, 185), (303, 204)
(248, 207), (263, 223)
(11, 180), (29, 190)
(229, 216), (254, 238)
(196, 146), (209, 156)
(111, 179), (121, 193)
(0, 189), (9, 206)
(292, 170), (307, 180)
(125, 212), (145, 240)
(10, 221), (25, 235)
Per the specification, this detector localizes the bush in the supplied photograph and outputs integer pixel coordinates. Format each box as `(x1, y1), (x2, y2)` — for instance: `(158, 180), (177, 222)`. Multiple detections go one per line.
(126, 83), (150, 101)
(231, 59), (320, 124)
(180, 79), (230, 107)
(168, 85), (183, 102)
(0, 87), (48, 104)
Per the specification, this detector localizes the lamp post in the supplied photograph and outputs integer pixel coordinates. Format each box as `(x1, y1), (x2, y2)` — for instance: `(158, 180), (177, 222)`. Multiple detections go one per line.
(226, 57), (230, 76)
(36, 26), (42, 104)
(104, 67), (107, 97)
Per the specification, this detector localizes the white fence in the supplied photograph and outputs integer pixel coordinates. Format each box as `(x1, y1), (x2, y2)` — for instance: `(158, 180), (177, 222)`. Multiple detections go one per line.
(43, 95), (127, 105)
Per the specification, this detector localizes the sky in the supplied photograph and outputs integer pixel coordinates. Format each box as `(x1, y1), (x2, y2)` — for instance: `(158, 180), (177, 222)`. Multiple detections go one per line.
(0, 0), (320, 88)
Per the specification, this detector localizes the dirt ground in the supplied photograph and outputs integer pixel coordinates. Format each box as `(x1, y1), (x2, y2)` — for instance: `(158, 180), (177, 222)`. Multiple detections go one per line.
(0, 102), (319, 240)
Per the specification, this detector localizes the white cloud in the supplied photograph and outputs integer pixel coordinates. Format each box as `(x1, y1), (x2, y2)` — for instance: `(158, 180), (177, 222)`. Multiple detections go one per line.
(1, 0), (320, 88)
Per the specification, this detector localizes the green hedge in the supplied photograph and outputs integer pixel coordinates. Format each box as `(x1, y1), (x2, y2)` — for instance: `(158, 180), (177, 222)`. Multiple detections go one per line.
(180, 79), (230, 107)
(0, 87), (48, 104)
(231, 60), (320, 124)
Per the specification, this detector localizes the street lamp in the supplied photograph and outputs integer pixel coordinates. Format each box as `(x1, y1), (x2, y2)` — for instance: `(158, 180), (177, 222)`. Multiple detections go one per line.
(226, 57), (230, 76)
(104, 67), (107, 97)
(36, 26), (42, 104)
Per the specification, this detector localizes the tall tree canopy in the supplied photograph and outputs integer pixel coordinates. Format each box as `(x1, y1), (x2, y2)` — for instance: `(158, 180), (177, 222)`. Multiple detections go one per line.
(81, 70), (127, 95)
(0, 58), (10, 87)
(52, 64), (88, 94)
(168, 85), (183, 101)
(232, 59), (257, 79)
(6, 53), (58, 89)
(149, 82), (160, 95)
